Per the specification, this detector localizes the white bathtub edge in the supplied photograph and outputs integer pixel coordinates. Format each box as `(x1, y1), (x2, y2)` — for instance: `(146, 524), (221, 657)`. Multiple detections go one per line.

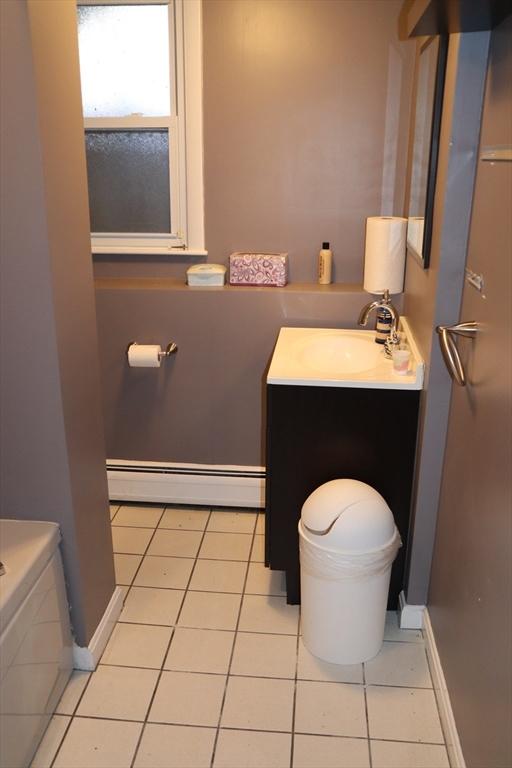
(72, 586), (124, 671)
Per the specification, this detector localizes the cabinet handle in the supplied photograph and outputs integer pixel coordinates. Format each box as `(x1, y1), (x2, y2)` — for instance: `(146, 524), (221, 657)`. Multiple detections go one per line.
(436, 322), (479, 387)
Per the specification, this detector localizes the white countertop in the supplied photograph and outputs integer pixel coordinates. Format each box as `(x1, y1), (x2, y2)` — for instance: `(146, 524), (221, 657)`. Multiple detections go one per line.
(267, 318), (425, 390)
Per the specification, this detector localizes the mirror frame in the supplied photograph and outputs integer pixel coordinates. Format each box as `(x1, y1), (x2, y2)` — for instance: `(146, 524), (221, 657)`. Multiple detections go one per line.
(406, 34), (448, 269)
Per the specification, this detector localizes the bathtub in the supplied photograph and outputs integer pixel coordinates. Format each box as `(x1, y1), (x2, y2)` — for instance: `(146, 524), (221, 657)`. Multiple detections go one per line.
(0, 520), (73, 768)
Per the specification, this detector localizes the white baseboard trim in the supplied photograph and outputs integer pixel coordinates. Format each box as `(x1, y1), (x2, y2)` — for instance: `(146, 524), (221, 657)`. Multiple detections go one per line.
(107, 460), (265, 509)
(398, 590), (425, 629)
(73, 587), (124, 671)
(424, 609), (466, 768)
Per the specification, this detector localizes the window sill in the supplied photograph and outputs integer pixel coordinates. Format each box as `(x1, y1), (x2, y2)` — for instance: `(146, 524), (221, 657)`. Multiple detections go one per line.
(91, 246), (208, 257)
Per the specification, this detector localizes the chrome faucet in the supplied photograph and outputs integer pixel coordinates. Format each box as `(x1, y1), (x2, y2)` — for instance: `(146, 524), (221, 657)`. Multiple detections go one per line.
(358, 289), (401, 357)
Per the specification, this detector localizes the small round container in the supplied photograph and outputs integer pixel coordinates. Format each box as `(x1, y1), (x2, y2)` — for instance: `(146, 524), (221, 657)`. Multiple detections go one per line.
(391, 346), (411, 375)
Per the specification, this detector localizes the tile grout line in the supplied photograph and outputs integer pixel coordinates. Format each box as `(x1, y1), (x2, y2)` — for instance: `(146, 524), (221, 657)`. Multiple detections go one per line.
(118, 552), (260, 563)
(114, 507), (166, 591)
(102, 613), (425, 642)
(422, 633), (450, 751)
(45, 675), (445, 765)
(50, 505), (166, 768)
(45, 716), (74, 768)
(107, 621), (290, 637)
(289, 604), (301, 768)
(47, 506), (437, 768)
(48, 503), (163, 768)
(55, 659), (438, 691)
(114, 506), (168, 622)
(106, 614), (426, 646)
(57, 511), (270, 765)
(112, 515), (259, 531)
(44, 712), (449, 746)
(111, 504), (168, 531)
(115, 588), (284, 600)
(209, 514), (257, 768)
(362, 660), (373, 768)
(130, 505), (215, 768)
(48, 672), (93, 768)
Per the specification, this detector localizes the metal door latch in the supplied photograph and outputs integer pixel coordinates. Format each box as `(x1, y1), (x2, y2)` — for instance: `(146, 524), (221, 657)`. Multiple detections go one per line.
(436, 321), (479, 387)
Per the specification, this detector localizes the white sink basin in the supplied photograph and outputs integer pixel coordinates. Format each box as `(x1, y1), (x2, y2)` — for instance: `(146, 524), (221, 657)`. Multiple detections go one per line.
(267, 319), (424, 389)
(296, 332), (382, 376)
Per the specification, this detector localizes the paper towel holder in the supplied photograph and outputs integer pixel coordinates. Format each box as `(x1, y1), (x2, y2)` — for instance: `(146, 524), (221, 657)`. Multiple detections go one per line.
(126, 341), (178, 361)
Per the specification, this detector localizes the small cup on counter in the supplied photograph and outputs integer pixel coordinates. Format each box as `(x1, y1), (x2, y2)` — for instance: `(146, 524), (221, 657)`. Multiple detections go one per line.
(391, 345), (411, 375)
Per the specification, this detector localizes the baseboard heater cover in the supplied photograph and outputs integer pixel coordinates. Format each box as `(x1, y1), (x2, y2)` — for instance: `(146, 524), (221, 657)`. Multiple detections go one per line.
(107, 460), (266, 508)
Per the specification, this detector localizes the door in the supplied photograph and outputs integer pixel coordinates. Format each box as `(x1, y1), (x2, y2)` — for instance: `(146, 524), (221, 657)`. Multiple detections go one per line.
(426, 16), (512, 768)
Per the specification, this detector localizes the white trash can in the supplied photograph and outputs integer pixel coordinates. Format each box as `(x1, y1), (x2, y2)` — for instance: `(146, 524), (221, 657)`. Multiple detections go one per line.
(299, 479), (401, 665)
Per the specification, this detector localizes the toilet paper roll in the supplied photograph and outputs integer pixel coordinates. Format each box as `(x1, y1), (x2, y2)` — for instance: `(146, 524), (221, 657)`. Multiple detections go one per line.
(364, 216), (407, 295)
(127, 344), (162, 368)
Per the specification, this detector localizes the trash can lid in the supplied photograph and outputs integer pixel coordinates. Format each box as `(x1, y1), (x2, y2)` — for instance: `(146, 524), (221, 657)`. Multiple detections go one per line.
(301, 479), (396, 551)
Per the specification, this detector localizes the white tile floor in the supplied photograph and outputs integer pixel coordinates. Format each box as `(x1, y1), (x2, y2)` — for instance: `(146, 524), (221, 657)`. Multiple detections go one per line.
(32, 504), (450, 768)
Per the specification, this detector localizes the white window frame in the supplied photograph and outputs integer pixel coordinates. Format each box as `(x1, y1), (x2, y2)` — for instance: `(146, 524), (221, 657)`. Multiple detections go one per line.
(79, 0), (206, 256)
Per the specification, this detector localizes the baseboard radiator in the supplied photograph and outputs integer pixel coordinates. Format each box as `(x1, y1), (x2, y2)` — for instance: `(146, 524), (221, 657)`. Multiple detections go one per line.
(107, 460), (266, 509)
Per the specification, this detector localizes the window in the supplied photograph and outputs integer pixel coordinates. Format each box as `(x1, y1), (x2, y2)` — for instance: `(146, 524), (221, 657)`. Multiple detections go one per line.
(76, 0), (205, 255)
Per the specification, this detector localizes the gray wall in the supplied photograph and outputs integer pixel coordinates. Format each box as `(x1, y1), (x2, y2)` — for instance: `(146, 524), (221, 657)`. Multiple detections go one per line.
(202, 0), (413, 283)
(402, 32), (490, 604)
(428, 16), (512, 768)
(95, 0), (413, 465)
(95, 282), (389, 465)
(0, 0), (115, 646)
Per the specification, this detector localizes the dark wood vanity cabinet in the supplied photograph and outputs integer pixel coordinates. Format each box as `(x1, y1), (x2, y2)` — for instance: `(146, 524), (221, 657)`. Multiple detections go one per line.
(265, 384), (420, 606)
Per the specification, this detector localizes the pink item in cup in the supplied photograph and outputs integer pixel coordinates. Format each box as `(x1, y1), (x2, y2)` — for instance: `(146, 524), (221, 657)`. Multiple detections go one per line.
(391, 348), (411, 375)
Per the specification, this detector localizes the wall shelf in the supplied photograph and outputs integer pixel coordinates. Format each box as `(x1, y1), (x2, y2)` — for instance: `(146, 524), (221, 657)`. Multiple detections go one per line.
(94, 277), (366, 294)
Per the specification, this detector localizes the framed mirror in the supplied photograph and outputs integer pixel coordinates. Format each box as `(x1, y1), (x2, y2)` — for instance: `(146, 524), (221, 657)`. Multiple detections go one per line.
(406, 35), (448, 268)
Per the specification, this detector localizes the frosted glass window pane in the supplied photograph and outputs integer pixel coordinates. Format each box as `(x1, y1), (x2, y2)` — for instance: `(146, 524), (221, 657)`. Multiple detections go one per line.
(77, 5), (170, 117)
(85, 131), (171, 233)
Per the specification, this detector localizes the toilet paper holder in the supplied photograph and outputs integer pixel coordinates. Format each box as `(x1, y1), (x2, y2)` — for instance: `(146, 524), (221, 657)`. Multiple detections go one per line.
(126, 341), (178, 361)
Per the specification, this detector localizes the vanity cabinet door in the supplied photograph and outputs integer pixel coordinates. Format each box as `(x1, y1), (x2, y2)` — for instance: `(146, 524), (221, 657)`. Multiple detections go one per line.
(265, 384), (420, 605)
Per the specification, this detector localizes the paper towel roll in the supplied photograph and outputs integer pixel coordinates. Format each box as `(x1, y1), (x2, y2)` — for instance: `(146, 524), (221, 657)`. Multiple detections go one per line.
(363, 216), (407, 295)
(127, 344), (162, 368)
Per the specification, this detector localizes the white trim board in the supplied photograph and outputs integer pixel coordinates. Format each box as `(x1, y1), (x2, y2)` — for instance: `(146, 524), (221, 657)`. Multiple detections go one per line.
(424, 610), (466, 768)
(73, 587), (124, 671)
(107, 460), (266, 509)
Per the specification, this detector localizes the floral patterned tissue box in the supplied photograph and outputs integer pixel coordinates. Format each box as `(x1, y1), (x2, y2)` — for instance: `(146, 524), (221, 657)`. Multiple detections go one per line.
(229, 252), (288, 287)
